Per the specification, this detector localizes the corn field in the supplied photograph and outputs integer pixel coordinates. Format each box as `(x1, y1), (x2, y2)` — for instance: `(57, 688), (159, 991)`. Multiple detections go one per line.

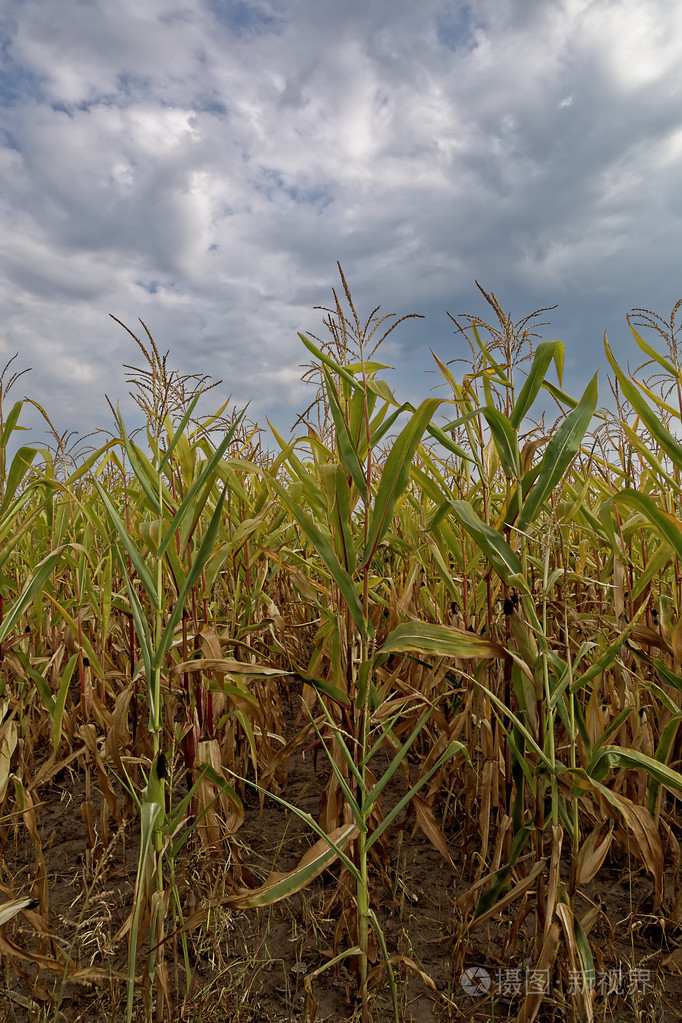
(1, 276), (682, 1023)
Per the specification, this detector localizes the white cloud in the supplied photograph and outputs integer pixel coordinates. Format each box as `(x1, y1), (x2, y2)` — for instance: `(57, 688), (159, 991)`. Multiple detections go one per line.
(0, 0), (681, 445)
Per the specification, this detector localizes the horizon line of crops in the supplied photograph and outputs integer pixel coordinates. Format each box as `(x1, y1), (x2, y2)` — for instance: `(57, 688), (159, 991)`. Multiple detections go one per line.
(0, 276), (681, 1022)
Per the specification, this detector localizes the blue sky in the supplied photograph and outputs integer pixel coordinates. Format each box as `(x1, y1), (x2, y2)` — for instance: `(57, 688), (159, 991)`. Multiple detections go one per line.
(1, 0), (681, 448)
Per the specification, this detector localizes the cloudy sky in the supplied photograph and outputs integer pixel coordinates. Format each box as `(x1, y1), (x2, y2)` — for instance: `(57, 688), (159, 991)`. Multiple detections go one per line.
(1, 0), (681, 450)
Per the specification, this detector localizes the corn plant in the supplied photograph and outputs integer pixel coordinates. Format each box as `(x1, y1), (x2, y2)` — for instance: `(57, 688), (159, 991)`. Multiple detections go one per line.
(218, 289), (491, 1022)
(92, 326), (252, 1019)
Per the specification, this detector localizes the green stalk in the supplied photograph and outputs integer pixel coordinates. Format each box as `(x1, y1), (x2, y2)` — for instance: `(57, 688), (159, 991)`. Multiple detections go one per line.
(542, 534), (558, 829)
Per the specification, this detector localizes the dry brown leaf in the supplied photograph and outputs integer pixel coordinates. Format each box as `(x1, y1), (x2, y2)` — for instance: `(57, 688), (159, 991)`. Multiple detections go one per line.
(544, 825), (563, 939)
(412, 794), (454, 867)
(0, 895), (39, 926)
(106, 683), (133, 780)
(388, 954), (439, 993)
(516, 918), (561, 1023)
(80, 724), (122, 825)
(606, 791), (664, 906)
(195, 738), (244, 850)
(468, 858), (547, 931)
(0, 930), (130, 983)
(662, 946), (682, 972)
(556, 902), (593, 1023)
(574, 821), (613, 887)
(0, 702), (18, 804)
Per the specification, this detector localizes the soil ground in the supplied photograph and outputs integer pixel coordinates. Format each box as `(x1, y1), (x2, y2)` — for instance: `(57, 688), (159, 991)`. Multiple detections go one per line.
(3, 715), (682, 1023)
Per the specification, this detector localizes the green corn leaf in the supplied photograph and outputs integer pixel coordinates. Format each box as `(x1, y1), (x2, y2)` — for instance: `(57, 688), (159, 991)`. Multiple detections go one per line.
(269, 475), (367, 638)
(637, 677), (679, 716)
(46, 595), (104, 678)
(587, 744), (682, 796)
(162, 536), (187, 596)
(12, 651), (54, 714)
(448, 499), (526, 587)
(482, 405), (521, 479)
(188, 395), (232, 438)
(424, 535), (460, 601)
(307, 707), (364, 820)
(119, 559), (155, 694)
(366, 739), (467, 851)
(608, 489), (682, 560)
(0, 447), (38, 516)
(157, 415), (244, 560)
(321, 367), (369, 503)
(628, 319), (680, 378)
(370, 402), (410, 448)
(424, 422), (474, 461)
(60, 439), (120, 490)
(0, 400), (25, 449)
(621, 423), (681, 496)
(365, 376), (396, 404)
(647, 715), (682, 815)
(319, 463), (357, 574)
(298, 333), (364, 394)
(472, 827), (534, 922)
(155, 481), (230, 666)
(540, 380), (579, 410)
(475, 676), (556, 773)
(470, 324), (511, 384)
(631, 376), (679, 418)
(0, 487), (45, 556)
(0, 545), (74, 644)
(53, 653), (78, 755)
(570, 610), (644, 694)
(332, 467), (356, 575)
(294, 673), (348, 705)
(517, 371), (598, 533)
(441, 406), (486, 432)
(225, 767), (362, 883)
(362, 706), (433, 814)
(345, 359), (392, 374)
(380, 620), (504, 659)
(231, 824), (359, 909)
(510, 340), (563, 429)
(157, 391), (203, 473)
(93, 477), (158, 609)
(652, 659), (682, 694)
(361, 398), (441, 568)
(604, 336), (682, 469)
(573, 915), (596, 989)
(127, 799), (164, 1020)
(100, 549), (113, 644)
(115, 411), (162, 513)
(590, 707), (635, 756)
(268, 424), (328, 519)
(347, 373), (376, 453)
(169, 763), (242, 858)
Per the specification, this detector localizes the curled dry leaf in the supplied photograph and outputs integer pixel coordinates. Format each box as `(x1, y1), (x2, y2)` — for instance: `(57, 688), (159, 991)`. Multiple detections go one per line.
(411, 794), (453, 866)
(516, 919), (561, 1023)
(468, 858), (547, 930)
(0, 895), (39, 926)
(195, 738), (244, 849)
(0, 700), (18, 804)
(574, 822), (613, 887)
(229, 823), (358, 909)
(555, 902), (594, 1023)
